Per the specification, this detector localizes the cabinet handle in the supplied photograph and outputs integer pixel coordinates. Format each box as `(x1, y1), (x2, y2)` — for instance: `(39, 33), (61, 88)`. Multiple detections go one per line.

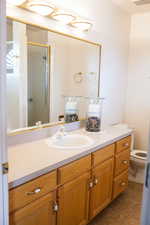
(94, 178), (98, 185)
(89, 181), (94, 189)
(26, 187), (41, 195)
(123, 143), (129, 147)
(120, 182), (126, 187)
(53, 202), (59, 212)
(122, 160), (128, 165)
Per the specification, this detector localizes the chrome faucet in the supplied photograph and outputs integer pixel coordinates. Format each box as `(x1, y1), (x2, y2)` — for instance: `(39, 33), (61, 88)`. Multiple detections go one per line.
(55, 125), (67, 139)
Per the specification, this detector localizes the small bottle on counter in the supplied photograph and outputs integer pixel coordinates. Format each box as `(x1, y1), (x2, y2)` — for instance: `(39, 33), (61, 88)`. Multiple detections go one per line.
(64, 97), (79, 123)
(86, 98), (103, 132)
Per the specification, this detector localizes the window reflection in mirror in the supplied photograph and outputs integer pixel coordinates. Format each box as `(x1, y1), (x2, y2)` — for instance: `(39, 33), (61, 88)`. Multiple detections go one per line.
(6, 18), (101, 134)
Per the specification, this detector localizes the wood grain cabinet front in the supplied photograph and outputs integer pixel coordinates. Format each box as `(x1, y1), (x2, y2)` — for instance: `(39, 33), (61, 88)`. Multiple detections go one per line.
(9, 191), (57, 225)
(92, 144), (115, 167)
(114, 149), (130, 177)
(89, 158), (114, 220)
(9, 135), (131, 225)
(116, 136), (131, 154)
(113, 170), (128, 200)
(57, 172), (90, 225)
(9, 170), (57, 213)
(58, 155), (91, 185)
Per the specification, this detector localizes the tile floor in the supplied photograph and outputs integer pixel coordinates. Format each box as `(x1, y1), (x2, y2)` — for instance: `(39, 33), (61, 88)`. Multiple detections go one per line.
(89, 182), (143, 225)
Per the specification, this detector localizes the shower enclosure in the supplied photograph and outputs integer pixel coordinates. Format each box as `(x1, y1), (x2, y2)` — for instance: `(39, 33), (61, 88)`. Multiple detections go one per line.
(27, 42), (50, 126)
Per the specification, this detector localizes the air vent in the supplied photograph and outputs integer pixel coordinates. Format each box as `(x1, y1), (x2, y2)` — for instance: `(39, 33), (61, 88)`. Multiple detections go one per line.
(132, 0), (150, 5)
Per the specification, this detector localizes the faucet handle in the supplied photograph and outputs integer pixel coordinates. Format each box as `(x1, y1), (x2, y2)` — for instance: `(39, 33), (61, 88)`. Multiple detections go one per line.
(59, 125), (65, 132)
(59, 125), (67, 136)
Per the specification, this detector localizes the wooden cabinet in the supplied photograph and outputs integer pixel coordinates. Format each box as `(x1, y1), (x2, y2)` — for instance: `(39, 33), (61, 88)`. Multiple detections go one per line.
(10, 170), (57, 212)
(92, 144), (114, 167)
(116, 136), (131, 154)
(9, 135), (131, 225)
(113, 170), (128, 199)
(57, 172), (90, 225)
(115, 149), (130, 177)
(89, 159), (114, 219)
(10, 191), (56, 225)
(58, 155), (91, 185)
(113, 136), (131, 200)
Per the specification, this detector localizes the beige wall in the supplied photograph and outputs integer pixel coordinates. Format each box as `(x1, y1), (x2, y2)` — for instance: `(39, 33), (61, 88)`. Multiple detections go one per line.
(125, 13), (150, 151)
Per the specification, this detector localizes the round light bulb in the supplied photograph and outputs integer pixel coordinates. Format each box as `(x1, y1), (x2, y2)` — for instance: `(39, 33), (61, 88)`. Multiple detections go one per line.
(7, 0), (26, 6)
(28, 1), (55, 16)
(51, 10), (75, 24)
(71, 21), (93, 31)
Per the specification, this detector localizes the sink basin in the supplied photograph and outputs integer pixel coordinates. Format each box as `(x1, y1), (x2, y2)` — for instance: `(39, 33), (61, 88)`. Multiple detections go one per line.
(46, 134), (94, 150)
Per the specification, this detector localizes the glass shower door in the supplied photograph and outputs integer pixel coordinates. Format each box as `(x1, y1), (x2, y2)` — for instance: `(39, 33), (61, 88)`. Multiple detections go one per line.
(27, 43), (50, 127)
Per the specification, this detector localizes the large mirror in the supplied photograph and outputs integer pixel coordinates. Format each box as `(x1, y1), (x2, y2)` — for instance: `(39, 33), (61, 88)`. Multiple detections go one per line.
(7, 18), (101, 134)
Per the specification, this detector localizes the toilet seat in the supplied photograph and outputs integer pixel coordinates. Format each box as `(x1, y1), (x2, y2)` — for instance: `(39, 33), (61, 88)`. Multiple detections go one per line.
(131, 150), (147, 160)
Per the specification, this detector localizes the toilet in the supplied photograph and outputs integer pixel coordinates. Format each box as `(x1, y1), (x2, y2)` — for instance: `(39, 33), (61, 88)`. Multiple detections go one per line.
(129, 149), (147, 184)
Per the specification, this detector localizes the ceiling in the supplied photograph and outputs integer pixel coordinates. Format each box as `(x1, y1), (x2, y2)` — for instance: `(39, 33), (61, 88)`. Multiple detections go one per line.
(112, 0), (150, 13)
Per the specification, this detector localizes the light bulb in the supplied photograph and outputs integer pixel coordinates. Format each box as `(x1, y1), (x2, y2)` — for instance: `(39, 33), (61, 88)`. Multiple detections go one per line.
(28, 1), (55, 16)
(71, 20), (93, 31)
(51, 10), (75, 24)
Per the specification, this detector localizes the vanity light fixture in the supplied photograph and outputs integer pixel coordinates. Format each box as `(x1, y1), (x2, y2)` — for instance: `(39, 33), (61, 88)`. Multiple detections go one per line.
(27, 0), (55, 16)
(70, 20), (93, 31)
(7, 0), (26, 6)
(51, 10), (76, 24)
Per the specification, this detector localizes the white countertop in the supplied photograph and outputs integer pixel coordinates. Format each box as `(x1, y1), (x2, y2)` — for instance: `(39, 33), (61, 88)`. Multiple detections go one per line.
(8, 125), (132, 189)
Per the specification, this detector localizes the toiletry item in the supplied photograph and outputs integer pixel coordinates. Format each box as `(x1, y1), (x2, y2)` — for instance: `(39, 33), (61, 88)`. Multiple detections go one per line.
(64, 97), (79, 123)
(86, 98), (102, 132)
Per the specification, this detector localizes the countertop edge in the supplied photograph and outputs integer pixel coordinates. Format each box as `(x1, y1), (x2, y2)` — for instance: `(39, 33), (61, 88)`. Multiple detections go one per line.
(9, 131), (132, 189)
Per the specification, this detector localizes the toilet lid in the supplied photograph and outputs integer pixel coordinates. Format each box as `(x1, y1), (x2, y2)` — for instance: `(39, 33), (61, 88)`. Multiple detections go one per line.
(131, 150), (147, 160)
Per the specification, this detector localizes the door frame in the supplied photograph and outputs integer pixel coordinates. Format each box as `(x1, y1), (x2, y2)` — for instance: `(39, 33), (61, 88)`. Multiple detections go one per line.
(0, 0), (9, 224)
(141, 129), (150, 225)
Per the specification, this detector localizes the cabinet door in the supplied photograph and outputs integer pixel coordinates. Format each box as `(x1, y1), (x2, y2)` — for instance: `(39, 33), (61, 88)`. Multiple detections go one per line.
(90, 158), (114, 219)
(57, 172), (90, 225)
(10, 191), (56, 225)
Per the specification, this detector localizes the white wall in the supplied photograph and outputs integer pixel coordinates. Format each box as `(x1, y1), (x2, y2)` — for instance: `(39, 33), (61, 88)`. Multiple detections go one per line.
(125, 13), (150, 151)
(7, 0), (131, 128)
(48, 32), (100, 122)
(7, 21), (27, 131)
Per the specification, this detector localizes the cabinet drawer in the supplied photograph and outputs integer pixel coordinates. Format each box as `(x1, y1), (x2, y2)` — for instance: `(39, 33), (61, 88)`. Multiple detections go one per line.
(113, 170), (128, 199)
(115, 149), (130, 177)
(9, 170), (57, 213)
(116, 136), (131, 154)
(58, 155), (91, 184)
(92, 144), (115, 167)
(9, 191), (56, 225)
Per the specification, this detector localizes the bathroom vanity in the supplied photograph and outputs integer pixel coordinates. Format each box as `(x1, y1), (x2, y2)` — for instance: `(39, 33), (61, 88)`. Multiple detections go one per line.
(9, 129), (131, 225)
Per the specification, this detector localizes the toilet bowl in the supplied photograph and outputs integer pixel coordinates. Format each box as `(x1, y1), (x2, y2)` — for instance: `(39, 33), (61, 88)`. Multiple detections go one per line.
(131, 150), (147, 168)
(129, 149), (147, 184)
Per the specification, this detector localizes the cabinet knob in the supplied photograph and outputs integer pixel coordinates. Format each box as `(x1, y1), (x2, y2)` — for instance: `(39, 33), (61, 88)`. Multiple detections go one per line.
(123, 143), (129, 147)
(94, 178), (98, 185)
(26, 187), (41, 195)
(122, 160), (128, 165)
(89, 181), (94, 188)
(120, 182), (126, 187)
(53, 202), (59, 212)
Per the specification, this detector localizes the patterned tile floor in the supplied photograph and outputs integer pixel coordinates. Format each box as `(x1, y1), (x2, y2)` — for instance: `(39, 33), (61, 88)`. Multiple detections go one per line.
(89, 182), (143, 225)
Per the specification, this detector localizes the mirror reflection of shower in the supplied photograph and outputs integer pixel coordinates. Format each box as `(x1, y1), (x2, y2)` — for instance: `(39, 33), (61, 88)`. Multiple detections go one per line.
(27, 42), (50, 127)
